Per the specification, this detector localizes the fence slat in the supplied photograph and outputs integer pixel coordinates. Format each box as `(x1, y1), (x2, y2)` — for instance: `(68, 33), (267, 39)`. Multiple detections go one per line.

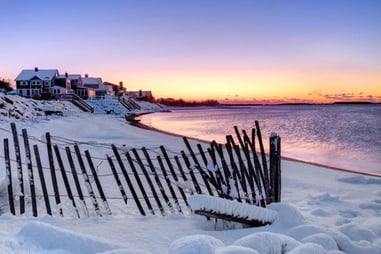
(4, 138), (15, 215)
(112, 144), (146, 216)
(174, 156), (193, 195)
(255, 121), (270, 189)
(107, 155), (128, 205)
(65, 147), (88, 216)
(10, 122), (24, 214)
(160, 146), (189, 207)
(54, 145), (80, 218)
(125, 151), (154, 215)
(241, 130), (267, 207)
(33, 144), (52, 215)
(45, 132), (63, 216)
(225, 140), (243, 202)
(132, 148), (165, 215)
(181, 150), (202, 194)
(206, 146), (225, 193)
(85, 150), (112, 215)
(142, 147), (174, 213)
(22, 129), (37, 217)
(157, 156), (182, 213)
(183, 137), (214, 196)
(227, 136), (256, 204)
(196, 144), (220, 196)
(211, 141), (232, 198)
(74, 145), (101, 216)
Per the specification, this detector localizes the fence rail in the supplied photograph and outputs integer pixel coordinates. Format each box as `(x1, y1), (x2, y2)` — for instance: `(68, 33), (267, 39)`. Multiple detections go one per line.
(1, 121), (281, 220)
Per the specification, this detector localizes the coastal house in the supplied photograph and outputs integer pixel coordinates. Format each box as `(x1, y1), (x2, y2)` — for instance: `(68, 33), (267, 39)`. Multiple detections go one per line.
(103, 81), (126, 96)
(82, 75), (103, 98)
(55, 73), (89, 98)
(14, 68), (125, 100)
(127, 90), (153, 101)
(15, 68), (59, 97)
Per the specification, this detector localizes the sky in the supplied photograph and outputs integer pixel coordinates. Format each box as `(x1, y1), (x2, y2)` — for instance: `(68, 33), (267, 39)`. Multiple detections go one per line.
(1, 0), (381, 103)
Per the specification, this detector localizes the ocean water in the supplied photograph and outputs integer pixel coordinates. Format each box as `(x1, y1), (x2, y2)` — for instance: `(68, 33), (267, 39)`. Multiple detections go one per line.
(139, 104), (381, 176)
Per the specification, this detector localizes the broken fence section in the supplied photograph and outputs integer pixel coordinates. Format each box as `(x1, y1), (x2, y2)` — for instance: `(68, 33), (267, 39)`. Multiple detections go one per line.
(1, 121), (281, 222)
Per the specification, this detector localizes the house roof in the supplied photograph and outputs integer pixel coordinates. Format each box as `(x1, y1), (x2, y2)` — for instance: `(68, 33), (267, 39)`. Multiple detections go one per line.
(57, 74), (82, 80)
(82, 77), (102, 85)
(103, 81), (119, 87)
(15, 69), (59, 81)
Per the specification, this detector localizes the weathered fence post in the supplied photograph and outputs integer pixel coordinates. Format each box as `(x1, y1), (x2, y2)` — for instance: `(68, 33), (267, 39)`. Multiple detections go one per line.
(112, 144), (146, 216)
(22, 129), (37, 217)
(46, 132), (63, 216)
(33, 144), (52, 216)
(142, 147), (175, 213)
(54, 145), (80, 218)
(10, 123), (24, 214)
(85, 150), (112, 215)
(183, 137), (214, 196)
(157, 155), (182, 213)
(107, 155), (128, 205)
(65, 147), (88, 216)
(160, 146), (189, 207)
(4, 138), (15, 215)
(125, 151), (154, 215)
(74, 145), (101, 216)
(132, 148), (166, 215)
(255, 121), (270, 190)
(269, 133), (281, 203)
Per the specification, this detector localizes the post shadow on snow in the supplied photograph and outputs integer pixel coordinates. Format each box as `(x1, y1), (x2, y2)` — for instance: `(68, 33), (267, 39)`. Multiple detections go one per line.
(1, 121), (281, 228)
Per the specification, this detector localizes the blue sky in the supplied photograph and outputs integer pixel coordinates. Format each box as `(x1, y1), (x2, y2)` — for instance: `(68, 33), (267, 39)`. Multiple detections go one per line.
(1, 0), (381, 102)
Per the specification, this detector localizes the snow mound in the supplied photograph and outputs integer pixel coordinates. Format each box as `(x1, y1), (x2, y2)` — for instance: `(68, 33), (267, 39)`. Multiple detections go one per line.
(301, 233), (339, 251)
(288, 242), (327, 254)
(337, 175), (381, 184)
(17, 221), (118, 254)
(338, 223), (376, 242)
(99, 249), (153, 254)
(267, 203), (305, 229)
(287, 224), (379, 254)
(169, 234), (224, 254)
(188, 194), (277, 223)
(233, 232), (300, 253)
(215, 245), (259, 254)
(0, 95), (82, 120)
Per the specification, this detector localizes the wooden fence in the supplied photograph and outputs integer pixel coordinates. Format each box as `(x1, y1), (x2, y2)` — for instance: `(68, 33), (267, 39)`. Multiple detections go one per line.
(1, 121), (281, 219)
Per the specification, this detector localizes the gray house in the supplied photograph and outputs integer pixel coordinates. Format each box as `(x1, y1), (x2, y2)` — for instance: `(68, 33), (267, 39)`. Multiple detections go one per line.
(15, 67), (59, 98)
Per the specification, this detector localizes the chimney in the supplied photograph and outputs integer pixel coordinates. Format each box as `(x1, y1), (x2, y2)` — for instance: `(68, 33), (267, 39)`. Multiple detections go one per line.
(34, 67), (38, 72)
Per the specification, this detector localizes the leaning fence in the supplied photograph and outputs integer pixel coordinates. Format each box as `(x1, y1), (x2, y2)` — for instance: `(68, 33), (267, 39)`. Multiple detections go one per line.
(0, 121), (281, 219)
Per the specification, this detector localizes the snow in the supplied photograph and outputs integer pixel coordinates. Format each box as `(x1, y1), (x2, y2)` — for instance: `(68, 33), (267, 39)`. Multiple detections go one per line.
(0, 95), (381, 253)
(187, 194), (278, 223)
(14, 69), (58, 81)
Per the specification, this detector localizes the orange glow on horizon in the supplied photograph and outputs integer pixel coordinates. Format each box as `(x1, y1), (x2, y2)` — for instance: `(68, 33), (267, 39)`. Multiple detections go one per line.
(106, 67), (381, 104)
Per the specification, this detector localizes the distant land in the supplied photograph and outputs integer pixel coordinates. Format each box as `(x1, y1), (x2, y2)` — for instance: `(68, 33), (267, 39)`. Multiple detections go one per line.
(158, 99), (380, 107)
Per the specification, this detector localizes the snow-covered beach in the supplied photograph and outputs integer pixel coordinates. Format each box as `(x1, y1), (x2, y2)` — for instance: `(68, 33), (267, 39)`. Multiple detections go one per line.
(0, 95), (381, 253)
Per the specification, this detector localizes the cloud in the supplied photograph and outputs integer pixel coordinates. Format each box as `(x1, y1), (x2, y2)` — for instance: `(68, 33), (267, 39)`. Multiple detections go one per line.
(316, 92), (381, 102)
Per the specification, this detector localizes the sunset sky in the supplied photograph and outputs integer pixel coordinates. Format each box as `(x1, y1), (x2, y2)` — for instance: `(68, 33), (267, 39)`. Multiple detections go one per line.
(1, 0), (380, 103)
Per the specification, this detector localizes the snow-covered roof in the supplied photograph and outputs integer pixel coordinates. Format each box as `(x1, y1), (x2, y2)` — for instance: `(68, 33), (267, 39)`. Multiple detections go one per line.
(82, 77), (102, 85)
(57, 74), (82, 80)
(15, 69), (58, 81)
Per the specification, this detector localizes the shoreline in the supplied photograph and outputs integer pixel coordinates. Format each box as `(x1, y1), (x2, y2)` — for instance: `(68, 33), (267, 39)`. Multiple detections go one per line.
(131, 114), (381, 178)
